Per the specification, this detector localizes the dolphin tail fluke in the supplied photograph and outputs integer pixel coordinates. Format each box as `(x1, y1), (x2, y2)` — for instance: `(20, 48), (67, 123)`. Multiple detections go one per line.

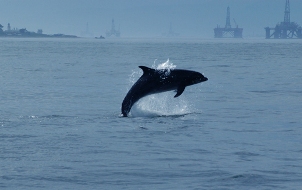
(121, 108), (129, 117)
(121, 99), (132, 117)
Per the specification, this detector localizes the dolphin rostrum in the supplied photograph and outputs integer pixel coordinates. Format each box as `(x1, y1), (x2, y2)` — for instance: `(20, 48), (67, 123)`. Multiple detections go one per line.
(121, 66), (208, 117)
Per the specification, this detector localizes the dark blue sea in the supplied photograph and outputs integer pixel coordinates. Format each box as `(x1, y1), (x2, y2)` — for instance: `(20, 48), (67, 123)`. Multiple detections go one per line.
(1, 37), (301, 190)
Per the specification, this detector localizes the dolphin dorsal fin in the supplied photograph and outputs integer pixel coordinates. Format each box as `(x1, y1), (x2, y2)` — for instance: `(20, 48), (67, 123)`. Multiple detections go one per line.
(139, 66), (154, 75)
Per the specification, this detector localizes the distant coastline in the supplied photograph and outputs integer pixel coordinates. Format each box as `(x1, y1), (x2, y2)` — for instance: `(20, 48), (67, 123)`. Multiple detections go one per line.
(0, 23), (78, 38)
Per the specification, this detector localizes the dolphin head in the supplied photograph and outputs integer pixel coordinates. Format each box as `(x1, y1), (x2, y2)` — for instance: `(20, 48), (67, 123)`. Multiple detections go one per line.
(186, 70), (208, 86)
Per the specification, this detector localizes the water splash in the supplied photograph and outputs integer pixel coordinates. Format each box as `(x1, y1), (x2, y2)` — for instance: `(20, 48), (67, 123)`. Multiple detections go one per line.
(128, 69), (141, 85)
(153, 59), (176, 77)
(153, 58), (176, 70)
(131, 92), (191, 117)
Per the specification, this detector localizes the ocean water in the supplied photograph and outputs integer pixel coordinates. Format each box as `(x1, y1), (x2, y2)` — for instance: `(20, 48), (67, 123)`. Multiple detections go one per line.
(0, 37), (301, 189)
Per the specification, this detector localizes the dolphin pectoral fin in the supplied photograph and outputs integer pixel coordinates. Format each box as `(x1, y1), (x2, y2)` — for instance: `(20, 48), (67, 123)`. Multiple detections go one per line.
(174, 85), (186, 98)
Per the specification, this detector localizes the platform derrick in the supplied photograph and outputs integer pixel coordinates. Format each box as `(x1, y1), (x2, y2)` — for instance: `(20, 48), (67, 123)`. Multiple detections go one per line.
(106, 19), (120, 37)
(214, 6), (243, 38)
(265, 0), (302, 39)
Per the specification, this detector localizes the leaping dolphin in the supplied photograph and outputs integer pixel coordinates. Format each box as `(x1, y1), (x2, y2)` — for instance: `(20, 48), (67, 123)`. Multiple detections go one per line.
(121, 66), (208, 117)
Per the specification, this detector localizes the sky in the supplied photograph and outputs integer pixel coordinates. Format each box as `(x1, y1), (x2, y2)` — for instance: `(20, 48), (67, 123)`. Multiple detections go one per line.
(0, 0), (302, 38)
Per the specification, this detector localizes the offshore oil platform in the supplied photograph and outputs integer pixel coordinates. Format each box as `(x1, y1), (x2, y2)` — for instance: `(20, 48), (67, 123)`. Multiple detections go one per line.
(265, 0), (302, 39)
(106, 19), (120, 37)
(214, 6), (243, 38)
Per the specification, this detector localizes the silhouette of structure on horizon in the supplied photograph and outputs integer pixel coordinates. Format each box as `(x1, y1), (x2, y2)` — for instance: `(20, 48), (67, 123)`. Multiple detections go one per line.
(214, 6), (243, 38)
(106, 19), (120, 37)
(265, 0), (302, 39)
(0, 22), (77, 38)
(81, 22), (94, 38)
(162, 23), (179, 37)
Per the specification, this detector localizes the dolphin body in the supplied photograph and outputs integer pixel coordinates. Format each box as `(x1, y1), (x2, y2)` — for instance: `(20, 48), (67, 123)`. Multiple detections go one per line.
(121, 66), (208, 117)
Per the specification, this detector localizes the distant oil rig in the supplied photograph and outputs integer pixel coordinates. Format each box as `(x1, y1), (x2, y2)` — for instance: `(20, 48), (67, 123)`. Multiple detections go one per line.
(265, 0), (302, 39)
(106, 19), (120, 37)
(214, 6), (243, 38)
(162, 23), (179, 37)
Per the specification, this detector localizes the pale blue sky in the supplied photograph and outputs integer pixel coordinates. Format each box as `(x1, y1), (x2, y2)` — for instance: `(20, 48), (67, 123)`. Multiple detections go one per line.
(0, 0), (301, 38)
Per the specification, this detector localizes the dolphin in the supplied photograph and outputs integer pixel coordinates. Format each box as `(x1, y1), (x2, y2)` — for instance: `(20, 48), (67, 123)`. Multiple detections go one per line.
(121, 66), (208, 117)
